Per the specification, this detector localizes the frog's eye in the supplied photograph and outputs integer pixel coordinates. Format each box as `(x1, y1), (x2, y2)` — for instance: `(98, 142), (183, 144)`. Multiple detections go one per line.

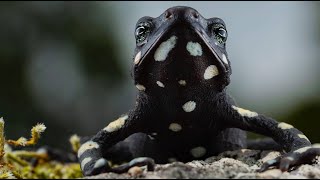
(135, 22), (152, 45)
(212, 26), (228, 46)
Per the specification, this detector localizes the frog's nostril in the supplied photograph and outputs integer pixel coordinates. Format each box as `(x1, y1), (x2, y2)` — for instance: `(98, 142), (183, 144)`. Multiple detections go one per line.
(192, 12), (199, 19)
(165, 11), (173, 19)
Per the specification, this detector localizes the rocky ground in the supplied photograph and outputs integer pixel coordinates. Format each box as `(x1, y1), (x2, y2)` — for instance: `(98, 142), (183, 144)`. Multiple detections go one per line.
(84, 149), (320, 179)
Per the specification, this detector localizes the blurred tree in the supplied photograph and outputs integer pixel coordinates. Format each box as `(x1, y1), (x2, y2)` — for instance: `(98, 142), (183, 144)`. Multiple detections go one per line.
(0, 2), (127, 149)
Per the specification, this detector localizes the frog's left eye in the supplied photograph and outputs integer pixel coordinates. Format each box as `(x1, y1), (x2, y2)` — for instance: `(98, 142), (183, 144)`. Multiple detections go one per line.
(212, 26), (228, 45)
(135, 22), (152, 45)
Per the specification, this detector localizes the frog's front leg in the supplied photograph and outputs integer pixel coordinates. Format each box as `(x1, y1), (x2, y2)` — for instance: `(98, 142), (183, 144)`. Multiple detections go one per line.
(78, 103), (155, 176)
(222, 101), (320, 172)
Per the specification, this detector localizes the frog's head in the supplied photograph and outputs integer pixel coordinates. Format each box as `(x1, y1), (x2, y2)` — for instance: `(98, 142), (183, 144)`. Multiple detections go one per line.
(132, 6), (231, 94)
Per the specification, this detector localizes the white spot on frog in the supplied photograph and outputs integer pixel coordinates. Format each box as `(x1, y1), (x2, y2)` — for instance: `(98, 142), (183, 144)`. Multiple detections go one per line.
(294, 146), (311, 154)
(298, 134), (310, 141)
(182, 101), (196, 112)
(204, 65), (219, 80)
(278, 122), (294, 130)
(154, 36), (177, 61)
(222, 53), (228, 64)
(151, 132), (157, 136)
(178, 80), (186, 86)
(190, 146), (206, 158)
(136, 84), (146, 91)
(103, 115), (128, 132)
(186, 42), (202, 56)
(77, 141), (100, 158)
(156, 81), (165, 88)
(169, 123), (182, 132)
(81, 157), (92, 169)
(134, 51), (142, 65)
(313, 144), (320, 148)
(232, 106), (258, 118)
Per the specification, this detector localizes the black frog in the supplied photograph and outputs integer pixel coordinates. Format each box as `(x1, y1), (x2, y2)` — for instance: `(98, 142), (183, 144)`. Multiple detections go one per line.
(77, 6), (320, 176)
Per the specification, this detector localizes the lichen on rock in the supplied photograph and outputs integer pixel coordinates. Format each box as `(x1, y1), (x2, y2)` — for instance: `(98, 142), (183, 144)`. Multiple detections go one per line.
(84, 149), (320, 179)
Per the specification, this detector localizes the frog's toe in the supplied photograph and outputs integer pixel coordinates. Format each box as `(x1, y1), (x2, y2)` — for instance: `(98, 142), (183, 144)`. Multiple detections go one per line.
(81, 157), (111, 176)
(111, 157), (155, 173)
(259, 144), (320, 172)
(259, 156), (281, 172)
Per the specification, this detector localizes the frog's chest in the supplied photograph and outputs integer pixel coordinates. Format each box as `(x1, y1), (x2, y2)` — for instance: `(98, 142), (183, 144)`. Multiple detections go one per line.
(147, 123), (217, 162)
(145, 97), (221, 138)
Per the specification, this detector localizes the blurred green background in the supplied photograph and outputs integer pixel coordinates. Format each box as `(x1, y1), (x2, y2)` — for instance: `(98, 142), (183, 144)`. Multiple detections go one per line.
(0, 1), (319, 151)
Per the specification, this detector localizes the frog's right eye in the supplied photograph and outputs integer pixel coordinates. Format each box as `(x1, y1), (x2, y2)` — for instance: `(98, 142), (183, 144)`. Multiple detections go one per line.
(135, 22), (152, 45)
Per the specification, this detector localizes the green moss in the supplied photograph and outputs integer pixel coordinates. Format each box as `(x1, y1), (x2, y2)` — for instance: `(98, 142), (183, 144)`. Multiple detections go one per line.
(0, 118), (83, 179)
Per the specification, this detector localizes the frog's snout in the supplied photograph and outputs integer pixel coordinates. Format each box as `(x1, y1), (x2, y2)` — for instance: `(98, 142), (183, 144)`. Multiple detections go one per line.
(164, 6), (200, 22)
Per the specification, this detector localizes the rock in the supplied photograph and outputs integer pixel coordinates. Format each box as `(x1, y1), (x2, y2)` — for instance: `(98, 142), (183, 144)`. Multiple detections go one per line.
(128, 166), (143, 178)
(82, 150), (320, 179)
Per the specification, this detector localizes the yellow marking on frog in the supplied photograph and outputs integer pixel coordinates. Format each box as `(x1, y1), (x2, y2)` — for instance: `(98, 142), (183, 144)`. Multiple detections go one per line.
(104, 115), (128, 132)
(154, 36), (177, 61)
(156, 81), (165, 88)
(136, 84), (146, 91)
(190, 146), (206, 158)
(278, 122), (294, 130)
(294, 146), (311, 154)
(178, 80), (186, 86)
(168, 123), (182, 132)
(298, 134), (310, 141)
(134, 51), (142, 64)
(77, 141), (100, 158)
(81, 157), (92, 169)
(232, 106), (258, 118)
(204, 65), (219, 80)
(182, 101), (196, 112)
(186, 41), (202, 56)
(312, 144), (320, 148)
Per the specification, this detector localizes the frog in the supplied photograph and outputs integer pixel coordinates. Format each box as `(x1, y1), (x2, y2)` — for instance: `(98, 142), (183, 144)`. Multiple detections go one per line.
(77, 6), (320, 176)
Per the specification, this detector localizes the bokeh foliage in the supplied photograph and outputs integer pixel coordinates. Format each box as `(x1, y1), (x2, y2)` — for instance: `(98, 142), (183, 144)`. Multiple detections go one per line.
(0, 2), (126, 149)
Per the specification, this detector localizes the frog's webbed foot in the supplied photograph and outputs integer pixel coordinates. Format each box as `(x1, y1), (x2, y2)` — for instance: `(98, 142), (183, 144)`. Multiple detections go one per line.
(259, 144), (320, 172)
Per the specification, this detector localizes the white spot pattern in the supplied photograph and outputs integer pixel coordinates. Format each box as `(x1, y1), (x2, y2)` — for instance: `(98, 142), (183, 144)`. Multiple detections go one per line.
(154, 36), (177, 61)
(169, 123), (182, 132)
(178, 80), (186, 86)
(104, 115), (128, 132)
(232, 106), (258, 118)
(136, 84), (146, 91)
(294, 146), (311, 154)
(298, 134), (310, 141)
(278, 122), (294, 130)
(190, 146), (206, 158)
(77, 141), (99, 158)
(134, 51), (142, 64)
(313, 144), (320, 148)
(182, 101), (196, 112)
(204, 65), (219, 80)
(222, 54), (228, 64)
(81, 157), (92, 169)
(186, 42), (202, 56)
(156, 81), (165, 88)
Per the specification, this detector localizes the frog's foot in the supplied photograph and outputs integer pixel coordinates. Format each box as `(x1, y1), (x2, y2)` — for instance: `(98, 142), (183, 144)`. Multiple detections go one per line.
(259, 144), (320, 172)
(82, 157), (155, 176)
(110, 157), (155, 173)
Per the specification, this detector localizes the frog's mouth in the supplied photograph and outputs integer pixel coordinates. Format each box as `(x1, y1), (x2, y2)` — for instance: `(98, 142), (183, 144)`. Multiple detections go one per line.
(137, 22), (230, 74)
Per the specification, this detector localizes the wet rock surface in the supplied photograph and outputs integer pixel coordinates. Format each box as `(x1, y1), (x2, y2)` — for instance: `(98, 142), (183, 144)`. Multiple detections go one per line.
(83, 149), (320, 179)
